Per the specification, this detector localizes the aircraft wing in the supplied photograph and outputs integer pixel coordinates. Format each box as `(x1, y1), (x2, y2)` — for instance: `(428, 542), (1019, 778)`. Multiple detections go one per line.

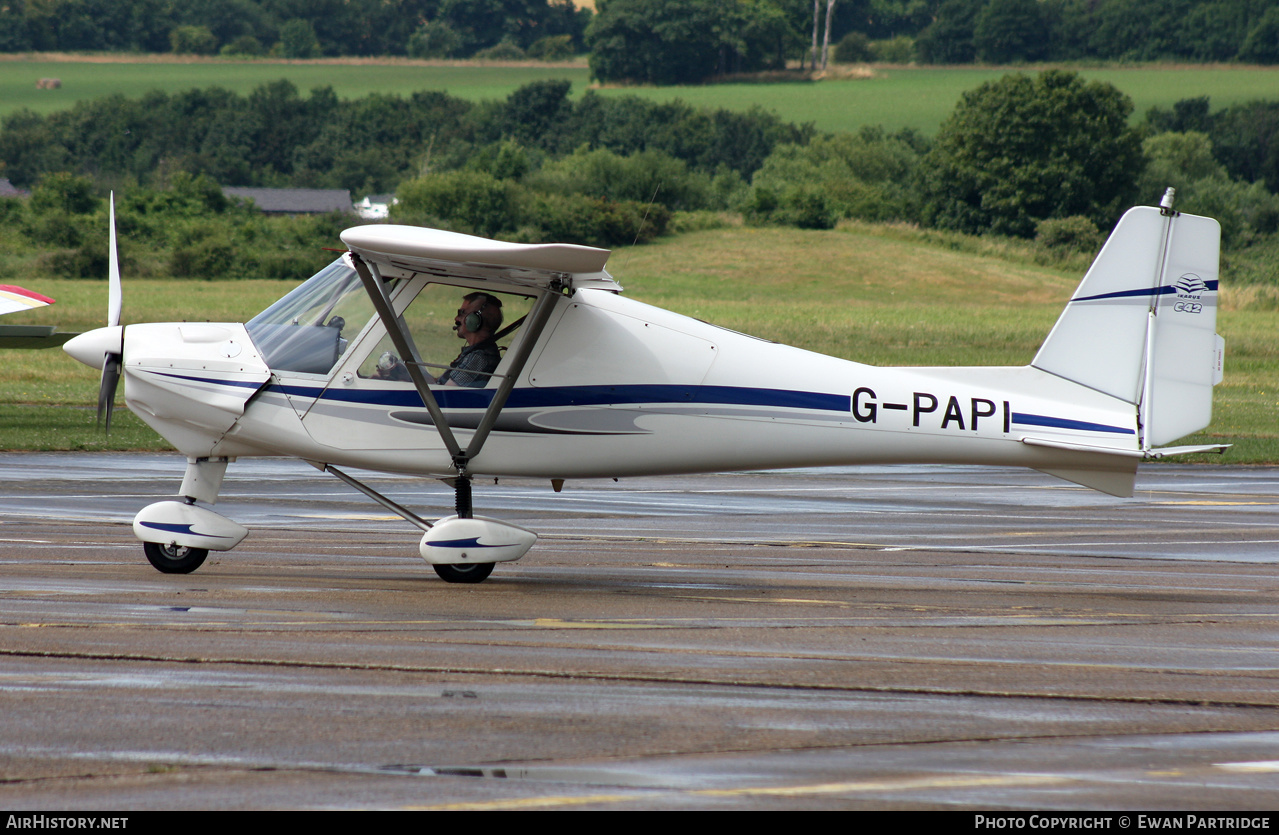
(0, 284), (55, 316)
(0, 285), (74, 348)
(340, 225), (620, 291)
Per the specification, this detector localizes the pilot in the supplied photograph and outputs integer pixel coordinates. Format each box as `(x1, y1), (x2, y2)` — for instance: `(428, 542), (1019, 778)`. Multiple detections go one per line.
(436, 292), (503, 387)
(372, 292), (504, 387)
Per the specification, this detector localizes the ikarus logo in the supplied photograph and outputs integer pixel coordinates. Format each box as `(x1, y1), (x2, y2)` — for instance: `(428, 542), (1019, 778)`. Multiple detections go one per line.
(1175, 273), (1207, 297)
(1173, 273), (1206, 314)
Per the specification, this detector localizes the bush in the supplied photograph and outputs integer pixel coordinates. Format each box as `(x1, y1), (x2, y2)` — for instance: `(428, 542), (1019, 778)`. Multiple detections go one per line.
(526, 34), (574, 60)
(1238, 7), (1279, 64)
(395, 170), (516, 238)
(528, 147), (719, 211)
(24, 211), (92, 248)
(1035, 216), (1103, 255)
(39, 239), (108, 279)
(220, 35), (264, 57)
(871, 36), (915, 64)
(473, 41), (526, 61)
(520, 192), (670, 247)
(407, 21), (464, 58)
(743, 185), (838, 229)
(170, 233), (236, 278)
(749, 129), (925, 224)
(0, 197), (22, 225)
(834, 32), (873, 63)
(278, 19), (320, 58)
(29, 172), (98, 216)
(169, 25), (218, 55)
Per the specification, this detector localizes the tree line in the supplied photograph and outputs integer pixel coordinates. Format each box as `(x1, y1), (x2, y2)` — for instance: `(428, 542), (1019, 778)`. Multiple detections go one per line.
(2, 74), (1277, 285)
(0, 0), (589, 59)
(3, 1), (1277, 72)
(587, 0), (1279, 84)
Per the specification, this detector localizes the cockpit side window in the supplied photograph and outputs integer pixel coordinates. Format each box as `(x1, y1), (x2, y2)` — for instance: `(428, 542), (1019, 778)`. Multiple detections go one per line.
(356, 283), (534, 387)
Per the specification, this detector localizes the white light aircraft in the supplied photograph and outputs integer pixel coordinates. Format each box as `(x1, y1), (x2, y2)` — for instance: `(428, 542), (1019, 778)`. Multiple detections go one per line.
(64, 190), (1228, 583)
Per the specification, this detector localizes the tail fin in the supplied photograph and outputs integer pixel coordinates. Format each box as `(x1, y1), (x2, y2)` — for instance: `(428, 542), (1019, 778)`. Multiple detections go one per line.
(1032, 202), (1223, 450)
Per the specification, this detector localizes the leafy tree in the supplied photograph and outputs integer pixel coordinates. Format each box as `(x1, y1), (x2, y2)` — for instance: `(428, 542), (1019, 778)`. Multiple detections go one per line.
(1209, 100), (1279, 192)
(1137, 131), (1279, 246)
(528, 147), (718, 211)
(170, 25), (219, 54)
(407, 21), (465, 57)
(920, 70), (1143, 237)
(972, 0), (1047, 63)
(1239, 6), (1279, 64)
(915, 0), (982, 63)
(29, 172), (99, 216)
(1088, 0), (1193, 61)
(497, 80), (575, 150)
(587, 0), (789, 84)
(396, 170), (516, 238)
(1145, 96), (1213, 135)
(749, 127), (925, 221)
(278, 18), (320, 57)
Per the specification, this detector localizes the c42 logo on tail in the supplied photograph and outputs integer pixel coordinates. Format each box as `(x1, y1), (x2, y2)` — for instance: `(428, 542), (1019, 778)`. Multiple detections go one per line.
(1173, 273), (1207, 314)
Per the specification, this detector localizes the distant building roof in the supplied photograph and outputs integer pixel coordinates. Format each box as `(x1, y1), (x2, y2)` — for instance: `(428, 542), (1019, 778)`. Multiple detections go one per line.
(223, 187), (352, 214)
(0, 178), (30, 199)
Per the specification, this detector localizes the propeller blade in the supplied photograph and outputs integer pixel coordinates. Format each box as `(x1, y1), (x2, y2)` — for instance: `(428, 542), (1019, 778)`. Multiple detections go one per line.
(98, 192), (124, 432)
(97, 352), (121, 432)
(107, 192), (121, 328)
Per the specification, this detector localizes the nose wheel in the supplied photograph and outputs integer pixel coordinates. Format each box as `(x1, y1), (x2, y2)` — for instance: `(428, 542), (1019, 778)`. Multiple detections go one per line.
(143, 542), (209, 574)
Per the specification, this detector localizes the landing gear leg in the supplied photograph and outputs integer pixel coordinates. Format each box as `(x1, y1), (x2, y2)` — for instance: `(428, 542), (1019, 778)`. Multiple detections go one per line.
(134, 457), (245, 574)
(432, 474), (496, 583)
(455, 474), (472, 518)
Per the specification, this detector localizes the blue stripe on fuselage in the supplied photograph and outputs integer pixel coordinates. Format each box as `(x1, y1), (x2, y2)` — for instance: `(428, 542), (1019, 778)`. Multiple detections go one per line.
(153, 372), (1134, 435)
(266, 382), (852, 412)
(1011, 412), (1134, 435)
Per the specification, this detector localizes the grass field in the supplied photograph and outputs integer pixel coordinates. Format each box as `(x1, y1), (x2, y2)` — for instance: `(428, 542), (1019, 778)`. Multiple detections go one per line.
(3, 56), (1279, 135)
(1, 221), (1271, 462)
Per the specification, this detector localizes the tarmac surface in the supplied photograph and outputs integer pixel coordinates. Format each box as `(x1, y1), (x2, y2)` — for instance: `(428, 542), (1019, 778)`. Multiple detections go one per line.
(2, 453), (1279, 810)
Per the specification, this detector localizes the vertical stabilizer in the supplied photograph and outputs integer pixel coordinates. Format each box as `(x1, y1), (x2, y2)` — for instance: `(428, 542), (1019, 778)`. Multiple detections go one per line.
(1032, 204), (1222, 448)
(1032, 207), (1167, 404)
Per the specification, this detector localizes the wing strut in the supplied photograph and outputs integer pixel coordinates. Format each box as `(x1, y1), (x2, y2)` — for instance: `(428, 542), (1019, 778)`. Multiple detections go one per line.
(460, 285), (560, 464)
(349, 251), (566, 489)
(349, 253), (463, 462)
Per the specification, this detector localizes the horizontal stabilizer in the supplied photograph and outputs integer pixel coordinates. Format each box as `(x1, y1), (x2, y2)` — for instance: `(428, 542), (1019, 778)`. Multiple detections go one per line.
(1021, 436), (1143, 458)
(1144, 443), (1231, 459)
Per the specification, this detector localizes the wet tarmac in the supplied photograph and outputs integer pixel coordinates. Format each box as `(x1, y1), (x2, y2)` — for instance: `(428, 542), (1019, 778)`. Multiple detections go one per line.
(2, 454), (1278, 809)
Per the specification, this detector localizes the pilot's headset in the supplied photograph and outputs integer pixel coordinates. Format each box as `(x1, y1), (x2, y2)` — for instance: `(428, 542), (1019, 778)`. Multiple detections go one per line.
(463, 296), (492, 334)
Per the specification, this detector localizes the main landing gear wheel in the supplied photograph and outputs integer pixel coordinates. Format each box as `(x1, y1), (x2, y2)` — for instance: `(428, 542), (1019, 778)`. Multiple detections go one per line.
(433, 562), (495, 584)
(143, 542), (209, 574)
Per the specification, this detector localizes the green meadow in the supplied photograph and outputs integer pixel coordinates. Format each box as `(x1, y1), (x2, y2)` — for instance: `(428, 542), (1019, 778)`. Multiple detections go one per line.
(1, 221), (1271, 461)
(3, 57), (1279, 134)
